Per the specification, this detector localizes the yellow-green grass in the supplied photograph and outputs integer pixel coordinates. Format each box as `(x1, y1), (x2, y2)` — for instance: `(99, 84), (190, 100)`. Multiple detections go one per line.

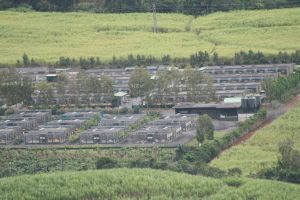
(0, 8), (300, 64)
(211, 101), (300, 175)
(0, 168), (299, 200)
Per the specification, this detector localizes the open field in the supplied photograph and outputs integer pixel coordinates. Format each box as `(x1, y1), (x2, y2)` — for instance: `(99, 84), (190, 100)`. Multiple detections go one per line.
(0, 168), (299, 200)
(0, 8), (300, 64)
(211, 100), (300, 175)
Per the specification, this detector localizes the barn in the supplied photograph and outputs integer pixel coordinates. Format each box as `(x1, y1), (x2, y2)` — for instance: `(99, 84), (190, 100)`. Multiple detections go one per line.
(174, 103), (242, 121)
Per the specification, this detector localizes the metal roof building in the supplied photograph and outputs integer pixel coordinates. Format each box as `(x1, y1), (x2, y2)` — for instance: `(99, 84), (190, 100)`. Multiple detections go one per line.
(100, 114), (146, 127)
(80, 126), (126, 144)
(130, 125), (182, 143)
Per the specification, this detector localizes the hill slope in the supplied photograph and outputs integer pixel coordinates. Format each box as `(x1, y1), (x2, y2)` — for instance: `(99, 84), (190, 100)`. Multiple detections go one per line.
(211, 99), (300, 175)
(0, 168), (299, 200)
(0, 8), (300, 64)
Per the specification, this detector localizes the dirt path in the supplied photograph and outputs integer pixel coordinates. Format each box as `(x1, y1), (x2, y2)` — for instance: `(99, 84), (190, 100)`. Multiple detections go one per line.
(213, 95), (299, 160)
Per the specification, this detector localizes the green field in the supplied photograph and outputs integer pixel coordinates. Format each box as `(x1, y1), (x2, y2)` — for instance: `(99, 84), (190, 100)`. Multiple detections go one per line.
(0, 168), (300, 200)
(0, 8), (300, 64)
(211, 101), (300, 175)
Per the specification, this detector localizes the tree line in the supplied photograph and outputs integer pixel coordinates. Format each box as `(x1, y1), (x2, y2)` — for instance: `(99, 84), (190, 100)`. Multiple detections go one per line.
(129, 66), (216, 104)
(7, 50), (300, 70)
(1, 0), (300, 15)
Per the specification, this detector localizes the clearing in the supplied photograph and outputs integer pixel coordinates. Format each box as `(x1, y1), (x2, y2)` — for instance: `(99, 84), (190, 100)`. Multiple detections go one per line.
(0, 8), (300, 64)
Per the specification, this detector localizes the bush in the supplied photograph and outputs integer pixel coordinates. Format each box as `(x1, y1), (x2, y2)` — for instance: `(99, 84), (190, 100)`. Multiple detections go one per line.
(95, 157), (119, 169)
(223, 177), (245, 187)
(132, 106), (141, 114)
(227, 168), (242, 177)
(69, 134), (80, 143)
(119, 107), (128, 114)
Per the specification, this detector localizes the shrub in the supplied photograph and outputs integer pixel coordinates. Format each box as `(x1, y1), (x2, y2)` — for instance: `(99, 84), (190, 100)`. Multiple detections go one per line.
(69, 134), (80, 143)
(223, 177), (245, 187)
(95, 157), (119, 169)
(119, 107), (128, 114)
(227, 168), (242, 177)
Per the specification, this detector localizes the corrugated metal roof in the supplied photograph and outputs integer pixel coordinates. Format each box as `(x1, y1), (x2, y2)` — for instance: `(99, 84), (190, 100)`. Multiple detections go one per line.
(174, 102), (241, 109)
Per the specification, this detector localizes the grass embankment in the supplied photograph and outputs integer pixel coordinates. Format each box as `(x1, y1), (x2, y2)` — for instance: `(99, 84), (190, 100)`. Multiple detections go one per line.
(0, 168), (299, 200)
(211, 101), (300, 175)
(0, 8), (300, 64)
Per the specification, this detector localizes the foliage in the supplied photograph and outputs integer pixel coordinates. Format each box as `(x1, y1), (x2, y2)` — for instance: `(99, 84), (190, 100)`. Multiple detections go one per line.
(95, 157), (119, 169)
(262, 70), (300, 102)
(256, 138), (300, 183)
(196, 114), (214, 143)
(0, 148), (175, 178)
(1, 0), (300, 15)
(118, 112), (160, 139)
(0, 68), (33, 106)
(177, 109), (267, 164)
(69, 115), (100, 144)
(0, 168), (300, 200)
(129, 67), (153, 98)
(0, 9), (300, 65)
(151, 66), (216, 104)
(36, 81), (54, 106)
(211, 101), (300, 175)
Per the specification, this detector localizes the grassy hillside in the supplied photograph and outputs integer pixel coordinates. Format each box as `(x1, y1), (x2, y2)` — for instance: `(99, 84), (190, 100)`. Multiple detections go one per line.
(0, 8), (300, 64)
(211, 101), (300, 175)
(0, 168), (299, 200)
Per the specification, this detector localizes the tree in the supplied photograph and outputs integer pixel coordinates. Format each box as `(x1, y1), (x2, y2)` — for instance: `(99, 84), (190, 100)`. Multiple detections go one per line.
(184, 66), (203, 102)
(95, 157), (119, 169)
(36, 81), (54, 106)
(55, 73), (68, 95)
(262, 77), (276, 101)
(22, 53), (30, 66)
(85, 75), (101, 94)
(154, 70), (169, 104)
(278, 138), (300, 171)
(76, 70), (88, 93)
(0, 69), (33, 106)
(100, 75), (113, 97)
(196, 114), (214, 143)
(201, 76), (217, 103)
(128, 67), (153, 98)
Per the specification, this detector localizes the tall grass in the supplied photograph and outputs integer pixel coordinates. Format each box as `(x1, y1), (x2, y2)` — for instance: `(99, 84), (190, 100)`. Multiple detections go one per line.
(211, 100), (300, 175)
(0, 168), (299, 200)
(0, 8), (299, 64)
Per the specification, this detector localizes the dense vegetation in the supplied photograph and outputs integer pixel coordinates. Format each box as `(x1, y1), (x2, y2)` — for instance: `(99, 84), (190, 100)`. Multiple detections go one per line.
(0, 168), (300, 200)
(0, 147), (176, 178)
(262, 69), (300, 102)
(1, 0), (300, 15)
(211, 100), (300, 175)
(0, 8), (300, 65)
(256, 138), (300, 183)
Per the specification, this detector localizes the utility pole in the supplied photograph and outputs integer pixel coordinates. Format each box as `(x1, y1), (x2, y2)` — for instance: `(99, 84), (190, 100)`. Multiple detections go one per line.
(152, 1), (157, 33)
